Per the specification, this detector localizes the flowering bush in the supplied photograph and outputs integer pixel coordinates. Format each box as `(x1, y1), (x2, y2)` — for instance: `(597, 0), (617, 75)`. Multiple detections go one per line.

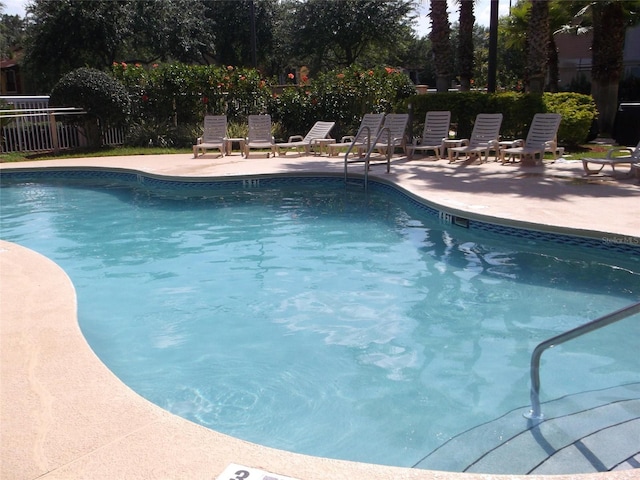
(112, 62), (272, 128)
(269, 65), (416, 139)
(112, 62), (415, 144)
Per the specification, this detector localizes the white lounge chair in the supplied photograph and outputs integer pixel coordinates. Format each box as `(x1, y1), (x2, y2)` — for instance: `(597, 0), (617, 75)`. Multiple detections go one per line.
(373, 113), (409, 156)
(193, 115), (227, 158)
(501, 113), (562, 165)
(582, 140), (640, 177)
(275, 121), (335, 156)
(244, 114), (276, 158)
(448, 113), (503, 163)
(328, 113), (385, 157)
(407, 111), (451, 160)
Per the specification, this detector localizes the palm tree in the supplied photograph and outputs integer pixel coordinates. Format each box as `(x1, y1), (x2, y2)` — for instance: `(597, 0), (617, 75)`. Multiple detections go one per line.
(457, 0), (475, 91)
(525, 0), (549, 93)
(589, 1), (640, 134)
(429, 0), (453, 92)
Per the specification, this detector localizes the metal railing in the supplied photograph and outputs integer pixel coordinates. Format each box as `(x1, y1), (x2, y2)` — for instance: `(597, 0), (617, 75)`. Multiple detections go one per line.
(343, 126), (392, 190)
(1, 107), (86, 154)
(525, 300), (640, 421)
(1, 95), (126, 153)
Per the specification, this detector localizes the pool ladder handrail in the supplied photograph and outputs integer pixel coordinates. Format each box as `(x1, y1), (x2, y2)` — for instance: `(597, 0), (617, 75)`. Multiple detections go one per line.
(344, 127), (392, 190)
(525, 300), (640, 421)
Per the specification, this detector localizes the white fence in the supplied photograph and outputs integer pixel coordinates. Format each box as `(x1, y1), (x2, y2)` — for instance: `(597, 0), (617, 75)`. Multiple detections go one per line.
(1, 96), (125, 154)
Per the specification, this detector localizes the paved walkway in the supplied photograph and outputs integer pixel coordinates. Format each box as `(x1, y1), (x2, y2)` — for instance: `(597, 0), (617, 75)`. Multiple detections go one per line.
(1, 153), (638, 480)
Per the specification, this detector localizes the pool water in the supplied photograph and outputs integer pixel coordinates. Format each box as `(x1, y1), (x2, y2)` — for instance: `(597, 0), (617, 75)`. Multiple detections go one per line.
(1, 177), (639, 468)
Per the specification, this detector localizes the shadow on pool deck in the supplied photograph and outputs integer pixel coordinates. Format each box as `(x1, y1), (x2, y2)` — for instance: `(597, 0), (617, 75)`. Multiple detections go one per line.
(1, 153), (639, 480)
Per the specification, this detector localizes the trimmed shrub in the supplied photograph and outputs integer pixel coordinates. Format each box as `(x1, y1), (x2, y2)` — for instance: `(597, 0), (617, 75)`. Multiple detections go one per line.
(50, 67), (130, 147)
(543, 93), (598, 146)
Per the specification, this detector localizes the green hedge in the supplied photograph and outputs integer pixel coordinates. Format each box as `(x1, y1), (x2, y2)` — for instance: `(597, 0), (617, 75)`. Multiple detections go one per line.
(401, 92), (596, 146)
(104, 62), (597, 148)
(110, 62), (416, 144)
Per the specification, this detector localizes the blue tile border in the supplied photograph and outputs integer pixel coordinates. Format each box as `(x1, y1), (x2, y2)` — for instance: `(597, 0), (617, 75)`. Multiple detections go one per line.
(2, 168), (639, 256)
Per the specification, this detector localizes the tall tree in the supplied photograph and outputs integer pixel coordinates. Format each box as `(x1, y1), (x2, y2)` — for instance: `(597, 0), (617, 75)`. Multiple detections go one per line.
(291, 0), (415, 71)
(429, 0), (452, 92)
(457, 0), (475, 91)
(22, 0), (216, 92)
(525, 0), (549, 93)
(201, 0), (276, 69)
(589, 1), (640, 134)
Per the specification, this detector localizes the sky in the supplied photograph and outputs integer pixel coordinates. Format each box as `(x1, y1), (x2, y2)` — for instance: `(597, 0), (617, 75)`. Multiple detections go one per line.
(2, 0), (513, 36)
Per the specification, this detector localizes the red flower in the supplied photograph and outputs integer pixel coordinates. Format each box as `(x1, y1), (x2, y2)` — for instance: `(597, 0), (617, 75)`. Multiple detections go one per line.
(337, 73), (345, 79)
(301, 75), (309, 83)
(368, 70), (374, 76)
(142, 95), (149, 102)
(121, 62), (127, 69)
(227, 65), (234, 71)
(287, 73), (295, 80)
(152, 63), (159, 68)
(384, 67), (393, 74)
(202, 96), (209, 104)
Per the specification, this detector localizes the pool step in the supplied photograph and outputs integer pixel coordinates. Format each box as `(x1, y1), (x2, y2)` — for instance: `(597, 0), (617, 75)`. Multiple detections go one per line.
(414, 383), (640, 474)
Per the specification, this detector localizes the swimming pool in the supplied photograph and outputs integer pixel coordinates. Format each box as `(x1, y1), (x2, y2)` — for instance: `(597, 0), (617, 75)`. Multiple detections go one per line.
(1, 170), (639, 471)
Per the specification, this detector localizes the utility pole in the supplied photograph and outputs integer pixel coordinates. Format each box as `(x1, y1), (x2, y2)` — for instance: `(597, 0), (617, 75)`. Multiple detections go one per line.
(487, 0), (498, 92)
(249, 0), (257, 68)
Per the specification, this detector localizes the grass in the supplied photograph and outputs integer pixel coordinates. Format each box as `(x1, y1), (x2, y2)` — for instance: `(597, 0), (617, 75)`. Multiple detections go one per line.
(1, 143), (613, 163)
(1, 146), (191, 163)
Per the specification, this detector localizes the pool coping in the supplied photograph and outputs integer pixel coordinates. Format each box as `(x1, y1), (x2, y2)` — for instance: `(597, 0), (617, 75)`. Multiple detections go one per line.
(1, 153), (639, 480)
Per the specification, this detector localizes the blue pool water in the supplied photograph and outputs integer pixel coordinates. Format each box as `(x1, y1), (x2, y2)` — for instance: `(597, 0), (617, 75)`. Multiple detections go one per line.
(1, 173), (639, 468)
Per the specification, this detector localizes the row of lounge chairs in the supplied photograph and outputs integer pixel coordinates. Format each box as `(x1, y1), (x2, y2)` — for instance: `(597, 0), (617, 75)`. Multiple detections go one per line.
(407, 111), (563, 166)
(194, 114), (337, 158)
(193, 113), (410, 159)
(193, 112), (640, 177)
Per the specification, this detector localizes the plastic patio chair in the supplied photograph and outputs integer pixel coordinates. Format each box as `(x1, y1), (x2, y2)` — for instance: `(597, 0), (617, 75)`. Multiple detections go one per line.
(407, 111), (451, 160)
(275, 121), (336, 156)
(448, 113), (503, 163)
(193, 115), (227, 158)
(244, 115), (276, 158)
(500, 113), (562, 165)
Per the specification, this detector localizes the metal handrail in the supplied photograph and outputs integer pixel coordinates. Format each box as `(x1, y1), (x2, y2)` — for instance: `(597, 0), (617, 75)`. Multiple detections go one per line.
(344, 126), (392, 190)
(343, 126), (372, 183)
(525, 300), (640, 421)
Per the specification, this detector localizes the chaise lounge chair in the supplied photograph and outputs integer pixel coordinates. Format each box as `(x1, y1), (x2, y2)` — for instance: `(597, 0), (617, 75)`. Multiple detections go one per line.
(406, 111), (451, 160)
(275, 121), (336, 156)
(244, 114), (276, 158)
(193, 115), (227, 158)
(500, 113), (562, 166)
(372, 113), (409, 156)
(582, 140), (640, 177)
(448, 113), (503, 163)
(328, 113), (385, 157)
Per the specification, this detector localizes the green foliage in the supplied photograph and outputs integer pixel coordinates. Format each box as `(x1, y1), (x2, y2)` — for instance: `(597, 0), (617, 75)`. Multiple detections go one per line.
(125, 119), (197, 148)
(49, 67), (131, 148)
(543, 92), (598, 146)
(113, 62), (415, 142)
(50, 67), (131, 125)
(269, 65), (416, 139)
(112, 62), (272, 127)
(402, 91), (596, 146)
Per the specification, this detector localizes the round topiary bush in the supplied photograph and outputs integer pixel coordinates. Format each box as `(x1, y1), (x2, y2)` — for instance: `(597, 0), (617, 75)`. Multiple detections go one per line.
(50, 67), (131, 147)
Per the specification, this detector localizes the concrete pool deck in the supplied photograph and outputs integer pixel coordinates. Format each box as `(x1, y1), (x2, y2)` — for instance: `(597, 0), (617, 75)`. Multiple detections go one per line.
(1, 152), (639, 480)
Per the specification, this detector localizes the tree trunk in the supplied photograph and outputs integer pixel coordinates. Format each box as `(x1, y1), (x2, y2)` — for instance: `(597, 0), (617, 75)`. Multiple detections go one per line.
(458, 0), (475, 91)
(547, 35), (559, 92)
(525, 0), (549, 94)
(429, 0), (452, 93)
(591, 2), (626, 135)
